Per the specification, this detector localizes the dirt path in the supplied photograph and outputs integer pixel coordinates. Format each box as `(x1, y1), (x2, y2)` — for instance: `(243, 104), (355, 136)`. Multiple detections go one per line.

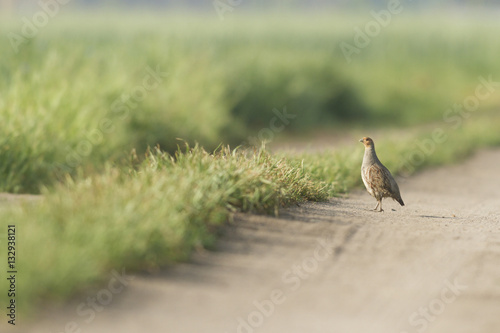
(14, 150), (500, 333)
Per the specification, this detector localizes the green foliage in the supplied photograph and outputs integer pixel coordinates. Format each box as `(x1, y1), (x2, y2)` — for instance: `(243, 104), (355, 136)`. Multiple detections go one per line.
(0, 145), (326, 313)
(2, 14), (500, 192)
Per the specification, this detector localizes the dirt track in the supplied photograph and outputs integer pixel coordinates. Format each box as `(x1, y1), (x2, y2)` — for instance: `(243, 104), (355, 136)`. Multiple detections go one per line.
(14, 149), (500, 333)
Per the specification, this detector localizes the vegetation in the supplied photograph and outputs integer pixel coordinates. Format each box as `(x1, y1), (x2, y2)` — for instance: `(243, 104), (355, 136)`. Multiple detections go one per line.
(0, 12), (500, 315)
(1, 145), (326, 314)
(295, 112), (500, 195)
(1, 13), (500, 192)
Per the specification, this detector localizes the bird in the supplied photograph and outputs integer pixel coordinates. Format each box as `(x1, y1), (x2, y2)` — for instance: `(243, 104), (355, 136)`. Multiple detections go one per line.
(359, 137), (404, 212)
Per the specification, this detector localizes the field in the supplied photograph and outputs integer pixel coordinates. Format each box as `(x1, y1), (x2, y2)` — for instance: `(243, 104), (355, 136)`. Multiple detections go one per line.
(1, 11), (500, 315)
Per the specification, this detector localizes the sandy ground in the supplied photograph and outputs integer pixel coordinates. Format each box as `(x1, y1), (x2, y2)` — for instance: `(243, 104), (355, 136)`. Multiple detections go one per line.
(7, 149), (500, 333)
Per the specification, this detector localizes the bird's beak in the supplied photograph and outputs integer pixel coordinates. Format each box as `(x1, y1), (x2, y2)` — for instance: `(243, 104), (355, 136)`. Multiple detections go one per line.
(359, 139), (363, 143)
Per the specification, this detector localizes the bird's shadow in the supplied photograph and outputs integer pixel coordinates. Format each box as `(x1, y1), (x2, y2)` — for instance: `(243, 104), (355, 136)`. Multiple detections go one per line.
(418, 215), (455, 219)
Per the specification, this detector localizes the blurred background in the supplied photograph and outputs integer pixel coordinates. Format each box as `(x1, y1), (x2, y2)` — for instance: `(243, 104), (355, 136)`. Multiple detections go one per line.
(1, 0), (500, 192)
(2, 0), (500, 11)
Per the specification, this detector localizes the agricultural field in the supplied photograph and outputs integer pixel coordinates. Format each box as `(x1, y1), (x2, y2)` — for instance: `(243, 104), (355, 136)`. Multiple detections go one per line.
(1, 11), (500, 317)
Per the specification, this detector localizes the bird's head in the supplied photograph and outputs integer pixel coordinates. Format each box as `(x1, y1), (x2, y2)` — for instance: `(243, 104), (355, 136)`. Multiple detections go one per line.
(359, 137), (374, 148)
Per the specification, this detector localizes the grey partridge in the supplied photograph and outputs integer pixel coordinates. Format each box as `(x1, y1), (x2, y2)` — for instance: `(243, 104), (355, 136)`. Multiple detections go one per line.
(360, 137), (404, 212)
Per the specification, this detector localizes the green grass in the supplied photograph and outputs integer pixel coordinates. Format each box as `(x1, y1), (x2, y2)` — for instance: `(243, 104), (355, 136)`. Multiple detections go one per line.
(294, 112), (500, 196)
(1, 13), (500, 192)
(0, 144), (326, 314)
(1, 12), (500, 317)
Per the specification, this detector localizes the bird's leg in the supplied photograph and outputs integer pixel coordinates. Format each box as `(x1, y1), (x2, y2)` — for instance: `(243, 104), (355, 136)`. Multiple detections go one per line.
(378, 200), (384, 212)
(373, 202), (380, 211)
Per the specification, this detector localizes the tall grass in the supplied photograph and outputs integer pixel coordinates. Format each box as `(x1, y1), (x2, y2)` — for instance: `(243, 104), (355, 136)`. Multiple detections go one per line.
(0, 145), (326, 314)
(1, 13), (500, 192)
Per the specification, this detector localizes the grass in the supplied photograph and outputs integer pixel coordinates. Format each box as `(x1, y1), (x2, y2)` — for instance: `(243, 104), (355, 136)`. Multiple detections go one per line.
(295, 112), (500, 196)
(0, 11), (500, 317)
(0, 144), (327, 315)
(1, 13), (500, 192)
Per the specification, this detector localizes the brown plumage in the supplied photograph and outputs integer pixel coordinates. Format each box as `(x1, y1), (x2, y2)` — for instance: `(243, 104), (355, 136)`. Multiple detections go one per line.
(359, 137), (404, 212)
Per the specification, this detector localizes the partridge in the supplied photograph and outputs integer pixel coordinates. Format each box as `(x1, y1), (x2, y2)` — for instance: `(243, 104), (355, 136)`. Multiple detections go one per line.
(359, 137), (404, 212)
